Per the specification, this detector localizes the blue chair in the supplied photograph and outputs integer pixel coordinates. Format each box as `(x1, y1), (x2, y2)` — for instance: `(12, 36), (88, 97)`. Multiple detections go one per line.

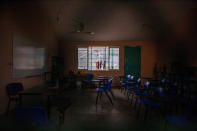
(166, 82), (179, 99)
(133, 81), (151, 96)
(152, 77), (167, 89)
(165, 96), (197, 130)
(83, 74), (94, 88)
(85, 74), (94, 81)
(96, 78), (113, 105)
(128, 78), (141, 89)
(160, 77), (167, 88)
(14, 106), (56, 128)
(6, 82), (24, 114)
(165, 81), (180, 114)
(139, 87), (165, 121)
(127, 78), (141, 101)
(120, 75), (130, 90)
(132, 81), (151, 108)
(178, 84), (191, 106)
(120, 75), (135, 94)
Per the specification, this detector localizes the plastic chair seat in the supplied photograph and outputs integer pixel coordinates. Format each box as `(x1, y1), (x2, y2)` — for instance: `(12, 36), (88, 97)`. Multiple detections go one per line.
(166, 116), (190, 127)
(14, 106), (56, 129)
(133, 90), (148, 96)
(120, 81), (129, 85)
(127, 87), (135, 90)
(140, 98), (162, 107)
(96, 88), (108, 92)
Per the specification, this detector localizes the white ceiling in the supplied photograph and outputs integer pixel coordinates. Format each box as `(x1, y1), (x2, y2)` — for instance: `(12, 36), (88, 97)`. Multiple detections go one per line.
(2, 0), (197, 41)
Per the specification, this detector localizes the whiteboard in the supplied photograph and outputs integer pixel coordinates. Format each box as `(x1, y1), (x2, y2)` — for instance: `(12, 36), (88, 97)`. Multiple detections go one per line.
(13, 36), (48, 78)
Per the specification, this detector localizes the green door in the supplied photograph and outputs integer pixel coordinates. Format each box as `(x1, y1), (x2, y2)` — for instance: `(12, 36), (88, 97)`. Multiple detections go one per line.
(124, 46), (141, 79)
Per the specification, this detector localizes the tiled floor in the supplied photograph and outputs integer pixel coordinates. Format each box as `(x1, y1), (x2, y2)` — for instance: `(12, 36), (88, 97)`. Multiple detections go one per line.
(50, 88), (166, 130)
(1, 88), (196, 131)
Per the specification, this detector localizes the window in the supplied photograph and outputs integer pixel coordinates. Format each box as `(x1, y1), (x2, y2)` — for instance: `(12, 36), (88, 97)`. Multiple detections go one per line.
(110, 48), (119, 70)
(78, 46), (119, 70)
(88, 46), (109, 70)
(78, 48), (87, 69)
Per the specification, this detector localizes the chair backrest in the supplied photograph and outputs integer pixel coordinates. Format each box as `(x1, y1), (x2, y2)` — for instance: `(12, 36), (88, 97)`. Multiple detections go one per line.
(6, 83), (24, 96)
(186, 96), (197, 118)
(144, 81), (151, 89)
(153, 87), (165, 98)
(142, 81), (151, 95)
(172, 81), (179, 88)
(14, 106), (47, 126)
(105, 78), (113, 91)
(126, 75), (131, 79)
(136, 78), (141, 88)
(161, 77), (166, 83)
(167, 81), (179, 96)
(160, 77), (166, 87)
(86, 74), (94, 81)
(130, 75), (134, 80)
(127, 75), (134, 81)
(167, 87), (178, 97)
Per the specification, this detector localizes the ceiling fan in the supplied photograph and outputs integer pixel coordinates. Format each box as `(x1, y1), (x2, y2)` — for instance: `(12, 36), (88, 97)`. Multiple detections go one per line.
(69, 19), (95, 35)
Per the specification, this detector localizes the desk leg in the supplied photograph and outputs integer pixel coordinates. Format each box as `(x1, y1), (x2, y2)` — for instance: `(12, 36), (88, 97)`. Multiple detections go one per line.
(47, 96), (51, 119)
(109, 89), (115, 100)
(105, 92), (113, 105)
(19, 94), (22, 106)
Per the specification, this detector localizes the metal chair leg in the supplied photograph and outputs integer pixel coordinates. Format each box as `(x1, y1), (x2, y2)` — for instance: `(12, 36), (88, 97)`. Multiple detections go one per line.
(127, 91), (131, 100)
(124, 88), (127, 95)
(100, 92), (103, 100)
(109, 89), (115, 100)
(58, 110), (65, 125)
(134, 96), (138, 109)
(144, 106), (149, 122)
(137, 102), (141, 119)
(130, 94), (134, 105)
(164, 119), (168, 131)
(6, 99), (11, 115)
(105, 92), (113, 105)
(96, 92), (100, 105)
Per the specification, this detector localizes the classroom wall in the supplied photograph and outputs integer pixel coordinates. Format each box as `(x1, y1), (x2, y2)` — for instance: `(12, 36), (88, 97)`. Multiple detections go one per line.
(60, 6), (197, 87)
(59, 41), (159, 85)
(0, 3), (58, 114)
(154, 7), (197, 68)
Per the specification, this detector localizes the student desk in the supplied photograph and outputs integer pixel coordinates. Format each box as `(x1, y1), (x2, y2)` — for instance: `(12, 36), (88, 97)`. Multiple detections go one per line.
(18, 84), (60, 119)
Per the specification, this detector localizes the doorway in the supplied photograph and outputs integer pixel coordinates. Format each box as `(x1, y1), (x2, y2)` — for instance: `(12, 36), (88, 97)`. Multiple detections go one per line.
(124, 46), (141, 79)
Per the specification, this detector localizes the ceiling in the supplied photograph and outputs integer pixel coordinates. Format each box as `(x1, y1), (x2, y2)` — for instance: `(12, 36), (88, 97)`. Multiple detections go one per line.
(1, 0), (197, 41)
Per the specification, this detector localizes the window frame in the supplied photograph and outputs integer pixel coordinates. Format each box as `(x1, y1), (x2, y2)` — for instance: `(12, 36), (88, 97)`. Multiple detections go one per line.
(77, 46), (88, 71)
(77, 46), (120, 71)
(109, 46), (120, 71)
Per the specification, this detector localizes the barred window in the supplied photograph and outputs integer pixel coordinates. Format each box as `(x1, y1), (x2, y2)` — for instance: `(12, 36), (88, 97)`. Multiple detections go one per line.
(78, 48), (88, 69)
(110, 48), (119, 70)
(78, 46), (119, 70)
